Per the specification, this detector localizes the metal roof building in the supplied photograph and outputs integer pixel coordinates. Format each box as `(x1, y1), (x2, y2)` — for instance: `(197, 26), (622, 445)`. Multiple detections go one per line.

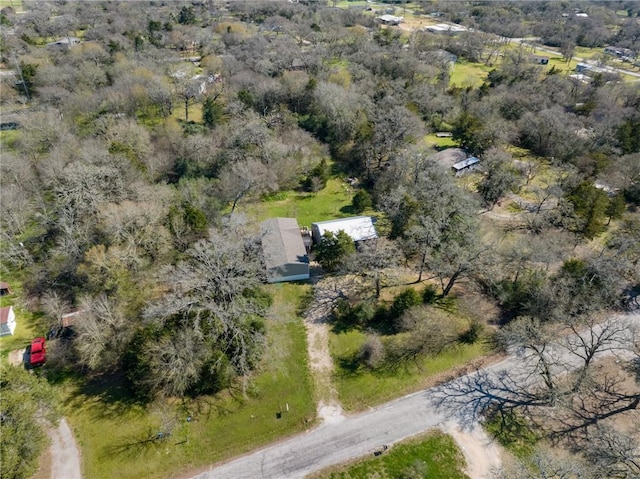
(311, 216), (377, 244)
(261, 218), (310, 283)
(452, 156), (480, 172)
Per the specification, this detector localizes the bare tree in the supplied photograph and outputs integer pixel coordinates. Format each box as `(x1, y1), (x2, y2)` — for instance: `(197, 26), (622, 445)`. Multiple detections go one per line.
(74, 294), (132, 372)
(434, 314), (640, 439)
(41, 291), (71, 330)
(217, 159), (277, 214)
(141, 226), (267, 397)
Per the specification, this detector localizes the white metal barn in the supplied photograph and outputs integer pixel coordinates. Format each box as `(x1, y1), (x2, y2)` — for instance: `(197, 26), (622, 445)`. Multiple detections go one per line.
(311, 216), (377, 244)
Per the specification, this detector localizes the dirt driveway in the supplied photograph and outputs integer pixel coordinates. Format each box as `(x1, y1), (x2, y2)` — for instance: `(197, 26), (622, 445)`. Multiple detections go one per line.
(7, 347), (27, 366)
(48, 418), (82, 479)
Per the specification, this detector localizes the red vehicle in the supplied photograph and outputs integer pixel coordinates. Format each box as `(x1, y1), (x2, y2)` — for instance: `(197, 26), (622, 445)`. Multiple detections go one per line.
(30, 337), (46, 366)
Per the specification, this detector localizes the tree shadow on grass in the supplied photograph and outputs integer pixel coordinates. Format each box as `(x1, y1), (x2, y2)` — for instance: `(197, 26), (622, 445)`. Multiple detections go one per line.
(102, 429), (172, 460)
(63, 372), (149, 421)
(336, 353), (363, 377)
(339, 205), (356, 215)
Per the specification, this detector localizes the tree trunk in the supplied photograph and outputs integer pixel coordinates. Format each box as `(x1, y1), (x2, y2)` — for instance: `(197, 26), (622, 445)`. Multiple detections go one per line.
(417, 251), (427, 283)
(442, 270), (461, 297)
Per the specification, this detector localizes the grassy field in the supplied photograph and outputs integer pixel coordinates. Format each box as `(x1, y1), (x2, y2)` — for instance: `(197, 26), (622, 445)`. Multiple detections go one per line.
(424, 133), (457, 149)
(449, 61), (492, 88)
(238, 177), (355, 227)
(0, 0), (22, 9)
(330, 328), (489, 411)
(308, 430), (469, 479)
(63, 283), (315, 479)
(0, 129), (21, 150)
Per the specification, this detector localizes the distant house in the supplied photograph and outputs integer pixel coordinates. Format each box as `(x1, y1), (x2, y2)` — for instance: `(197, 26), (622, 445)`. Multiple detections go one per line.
(261, 218), (310, 283)
(604, 46), (633, 58)
(575, 12), (588, 18)
(289, 58), (307, 71)
(311, 216), (377, 245)
(531, 55), (549, 65)
(452, 156), (480, 174)
(576, 63), (591, 74)
(0, 282), (11, 296)
(47, 37), (81, 50)
(424, 23), (468, 35)
(574, 63), (618, 81)
(377, 14), (404, 25)
(569, 73), (590, 84)
(0, 306), (16, 337)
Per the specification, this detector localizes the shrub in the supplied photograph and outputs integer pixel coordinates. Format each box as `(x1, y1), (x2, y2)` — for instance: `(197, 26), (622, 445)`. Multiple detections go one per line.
(333, 299), (377, 330)
(422, 284), (439, 304)
(458, 318), (483, 344)
(359, 334), (385, 368)
(390, 288), (422, 320)
(352, 189), (373, 213)
(314, 230), (355, 272)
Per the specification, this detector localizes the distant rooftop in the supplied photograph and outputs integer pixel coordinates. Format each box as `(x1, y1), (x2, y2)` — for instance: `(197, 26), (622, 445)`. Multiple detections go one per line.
(452, 157), (480, 171)
(424, 23), (468, 33)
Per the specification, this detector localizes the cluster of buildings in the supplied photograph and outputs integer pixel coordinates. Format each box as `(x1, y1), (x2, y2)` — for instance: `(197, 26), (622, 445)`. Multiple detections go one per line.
(259, 149), (484, 283)
(261, 216), (377, 283)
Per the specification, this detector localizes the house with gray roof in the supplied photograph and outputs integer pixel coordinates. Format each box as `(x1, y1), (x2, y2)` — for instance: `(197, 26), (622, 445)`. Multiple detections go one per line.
(261, 218), (310, 283)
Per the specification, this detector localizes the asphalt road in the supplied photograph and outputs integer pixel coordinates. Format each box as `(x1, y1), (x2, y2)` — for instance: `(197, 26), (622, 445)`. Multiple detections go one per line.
(511, 38), (640, 80)
(189, 313), (639, 479)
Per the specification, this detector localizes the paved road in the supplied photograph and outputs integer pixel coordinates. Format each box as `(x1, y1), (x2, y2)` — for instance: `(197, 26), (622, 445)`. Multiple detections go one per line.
(509, 37), (640, 80)
(189, 313), (639, 479)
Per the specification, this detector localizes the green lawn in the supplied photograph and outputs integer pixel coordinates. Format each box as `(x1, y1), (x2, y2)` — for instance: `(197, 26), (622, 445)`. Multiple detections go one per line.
(0, 129), (21, 150)
(63, 283), (316, 479)
(424, 133), (457, 149)
(330, 328), (489, 411)
(449, 61), (492, 88)
(238, 177), (355, 227)
(0, 0), (22, 8)
(308, 430), (469, 479)
(574, 46), (601, 61)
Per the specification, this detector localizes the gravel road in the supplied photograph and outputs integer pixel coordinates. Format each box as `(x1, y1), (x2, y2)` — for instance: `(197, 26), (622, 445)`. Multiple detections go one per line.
(188, 313), (639, 479)
(49, 418), (81, 479)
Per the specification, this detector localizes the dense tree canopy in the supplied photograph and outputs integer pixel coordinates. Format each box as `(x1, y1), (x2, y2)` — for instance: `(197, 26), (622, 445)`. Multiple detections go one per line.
(0, 2), (638, 473)
(0, 366), (59, 479)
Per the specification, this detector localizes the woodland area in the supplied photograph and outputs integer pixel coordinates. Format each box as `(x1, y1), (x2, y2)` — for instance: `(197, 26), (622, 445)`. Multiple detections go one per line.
(0, 1), (639, 478)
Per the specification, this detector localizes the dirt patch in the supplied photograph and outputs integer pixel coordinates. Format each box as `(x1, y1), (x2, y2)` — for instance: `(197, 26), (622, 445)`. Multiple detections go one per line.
(440, 420), (503, 479)
(304, 277), (345, 424)
(8, 347), (26, 366)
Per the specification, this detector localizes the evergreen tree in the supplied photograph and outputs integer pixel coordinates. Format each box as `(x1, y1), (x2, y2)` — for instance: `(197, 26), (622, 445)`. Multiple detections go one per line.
(315, 230), (355, 272)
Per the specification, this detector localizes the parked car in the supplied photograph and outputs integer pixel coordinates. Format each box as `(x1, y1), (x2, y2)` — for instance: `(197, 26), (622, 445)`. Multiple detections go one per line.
(30, 337), (46, 366)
